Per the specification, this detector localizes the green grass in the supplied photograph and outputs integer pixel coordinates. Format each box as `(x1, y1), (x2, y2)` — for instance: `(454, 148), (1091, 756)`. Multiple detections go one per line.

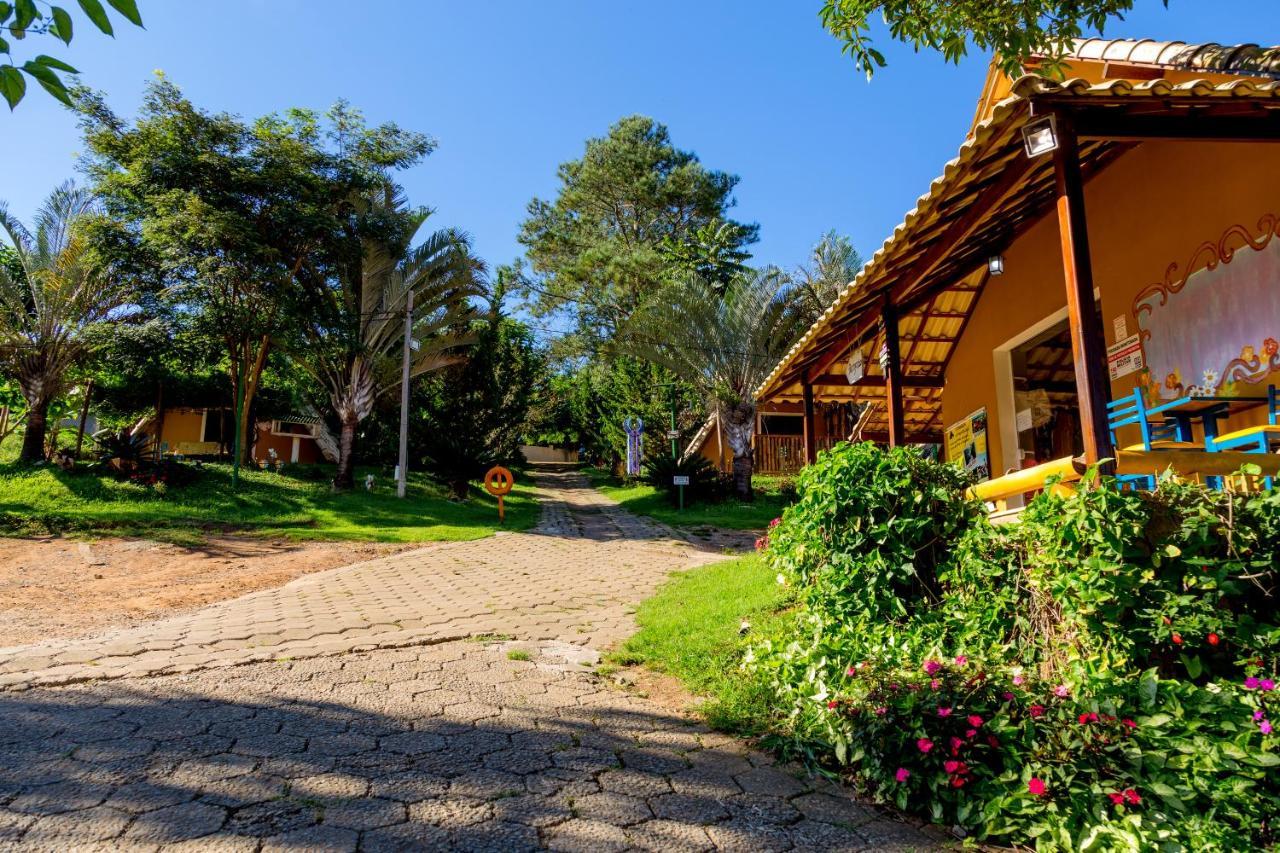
(506, 649), (532, 662)
(581, 467), (792, 531)
(609, 553), (791, 734)
(0, 457), (538, 543)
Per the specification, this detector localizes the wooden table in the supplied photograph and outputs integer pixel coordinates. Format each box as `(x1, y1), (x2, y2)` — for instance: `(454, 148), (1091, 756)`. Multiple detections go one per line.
(1145, 395), (1268, 444)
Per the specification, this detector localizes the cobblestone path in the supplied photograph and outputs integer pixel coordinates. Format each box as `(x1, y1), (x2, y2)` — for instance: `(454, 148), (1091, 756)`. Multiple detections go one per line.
(0, 469), (945, 850)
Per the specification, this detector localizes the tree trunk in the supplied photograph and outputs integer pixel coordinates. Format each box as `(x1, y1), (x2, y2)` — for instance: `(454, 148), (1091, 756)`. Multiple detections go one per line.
(449, 478), (469, 501)
(20, 400), (48, 464)
(333, 415), (358, 490)
(719, 401), (757, 502)
(74, 380), (95, 458)
(732, 451), (755, 502)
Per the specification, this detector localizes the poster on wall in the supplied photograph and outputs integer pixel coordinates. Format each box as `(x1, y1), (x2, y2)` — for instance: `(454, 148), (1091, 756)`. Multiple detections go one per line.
(1135, 225), (1280, 400)
(1107, 334), (1145, 381)
(945, 408), (990, 482)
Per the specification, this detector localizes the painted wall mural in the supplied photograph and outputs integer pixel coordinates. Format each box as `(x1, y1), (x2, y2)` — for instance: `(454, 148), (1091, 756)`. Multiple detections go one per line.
(1134, 214), (1280, 401)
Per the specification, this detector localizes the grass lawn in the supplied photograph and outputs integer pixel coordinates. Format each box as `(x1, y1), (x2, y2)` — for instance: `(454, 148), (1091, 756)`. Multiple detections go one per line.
(582, 467), (792, 531)
(0, 457), (538, 543)
(609, 553), (791, 735)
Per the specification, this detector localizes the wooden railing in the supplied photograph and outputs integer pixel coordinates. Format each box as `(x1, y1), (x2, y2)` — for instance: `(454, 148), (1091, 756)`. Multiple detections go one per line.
(755, 434), (805, 474)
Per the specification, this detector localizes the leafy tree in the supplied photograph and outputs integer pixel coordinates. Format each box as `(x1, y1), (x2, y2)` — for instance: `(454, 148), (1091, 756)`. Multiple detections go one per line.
(659, 218), (753, 292)
(415, 274), (544, 499)
(789, 229), (862, 325)
(618, 270), (808, 500)
(0, 181), (131, 462)
(518, 115), (757, 353)
(0, 0), (143, 109)
(80, 79), (432, 468)
(291, 185), (481, 490)
(819, 0), (1165, 79)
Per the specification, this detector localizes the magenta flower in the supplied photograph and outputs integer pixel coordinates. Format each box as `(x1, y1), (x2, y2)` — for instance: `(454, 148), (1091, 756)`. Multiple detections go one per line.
(937, 707), (953, 717)
(930, 679), (940, 690)
(1255, 710), (1266, 721)
(1245, 677), (1261, 689)
(1262, 720), (1274, 735)
(967, 715), (984, 728)
(1002, 691), (1015, 701)
(1262, 679), (1276, 692)
(1029, 704), (1045, 717)
(1028, 778), (1047, 797)
(954, 655), (968, 666)
(923, 660), (942, 676)
(895, 767), (910, 783)
(917, 738), (934, 753)
(943, 759), (961, 774)
(965, 728), (978, 739)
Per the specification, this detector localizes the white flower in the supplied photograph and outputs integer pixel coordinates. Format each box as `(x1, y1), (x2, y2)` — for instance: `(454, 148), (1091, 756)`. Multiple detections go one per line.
(776, 573), (788, 586)
(1203, 368), (1220, 389)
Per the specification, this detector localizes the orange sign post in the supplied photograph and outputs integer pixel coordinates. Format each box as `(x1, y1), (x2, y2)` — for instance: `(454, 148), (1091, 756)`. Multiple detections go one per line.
(483, 466), (514, 523)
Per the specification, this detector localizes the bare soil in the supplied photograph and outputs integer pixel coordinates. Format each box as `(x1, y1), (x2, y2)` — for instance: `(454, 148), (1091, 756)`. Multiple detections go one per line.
(0, 535), (417, 647)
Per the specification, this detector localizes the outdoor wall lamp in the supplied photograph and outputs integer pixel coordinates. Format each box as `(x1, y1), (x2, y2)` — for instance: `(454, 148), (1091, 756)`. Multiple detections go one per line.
(987, 254), (1005, 276)
(1022, 115), (1059, 158)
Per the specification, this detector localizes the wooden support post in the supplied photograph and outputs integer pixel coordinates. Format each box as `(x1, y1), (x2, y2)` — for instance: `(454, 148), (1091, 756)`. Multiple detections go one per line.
(802, 382), (817, 464)
(1051, 113), (1115, 470)
(879, 303), (905, 447)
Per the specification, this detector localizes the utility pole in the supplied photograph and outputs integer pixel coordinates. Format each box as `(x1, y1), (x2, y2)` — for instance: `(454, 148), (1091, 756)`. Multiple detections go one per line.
(397, 290), (414, 499)
(232, 369), (243, 489)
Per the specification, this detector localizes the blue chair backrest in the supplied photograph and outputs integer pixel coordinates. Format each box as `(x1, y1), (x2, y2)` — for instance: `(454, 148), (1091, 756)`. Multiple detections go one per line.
(1107, 387), (1170, 450)
(1269, 385), (1279, 426)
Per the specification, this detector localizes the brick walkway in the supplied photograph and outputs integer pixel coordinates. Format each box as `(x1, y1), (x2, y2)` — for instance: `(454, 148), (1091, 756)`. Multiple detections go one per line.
(0, 469), (946, 850)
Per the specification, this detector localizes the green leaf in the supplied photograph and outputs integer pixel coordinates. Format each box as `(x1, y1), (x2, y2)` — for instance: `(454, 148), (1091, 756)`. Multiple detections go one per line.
(34, 54), (77, 73)
(76, 0), (112, 35)
(0, 3), (12, 24)
(104, 0), (141, 26)
(0, 64), (26, 109)
(20, 60), (72, 106)
(13, 0), (35, 29)
(51, 6), (73, 44)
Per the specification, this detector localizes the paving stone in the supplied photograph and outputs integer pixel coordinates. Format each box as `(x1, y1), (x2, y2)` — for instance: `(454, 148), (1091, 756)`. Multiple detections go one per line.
(121, 800), (228, 843)
(260, 823), (358, 852)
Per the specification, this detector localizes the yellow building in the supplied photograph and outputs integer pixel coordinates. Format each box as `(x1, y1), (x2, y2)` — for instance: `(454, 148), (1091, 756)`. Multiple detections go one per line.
(756, 39), (1280, 499)
(155, 407), (326, 465)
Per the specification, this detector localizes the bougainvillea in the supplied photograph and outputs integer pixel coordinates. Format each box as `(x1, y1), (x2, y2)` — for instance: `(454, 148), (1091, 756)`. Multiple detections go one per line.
(746, 442), (1280, 850)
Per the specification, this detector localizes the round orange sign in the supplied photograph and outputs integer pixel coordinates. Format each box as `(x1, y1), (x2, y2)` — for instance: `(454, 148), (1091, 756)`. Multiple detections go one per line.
(484, 466), (514, 496)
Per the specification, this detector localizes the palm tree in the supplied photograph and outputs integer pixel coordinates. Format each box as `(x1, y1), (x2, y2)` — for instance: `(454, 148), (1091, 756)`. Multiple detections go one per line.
(0, 183), (130, 463)
(791, 230), (863, 325)
(295, 187), (481, 490)
(618, 269), (808, 500)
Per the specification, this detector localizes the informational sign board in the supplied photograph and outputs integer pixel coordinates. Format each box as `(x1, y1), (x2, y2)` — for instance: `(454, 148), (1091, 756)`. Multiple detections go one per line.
(945, 407), (990, 481)
(666, 430), (680, 440)
(1113, 314), (1128, 341)
(1107, 333), (1145, 381)
(672, 475), (690, 486)
(844, 351), (866, 384)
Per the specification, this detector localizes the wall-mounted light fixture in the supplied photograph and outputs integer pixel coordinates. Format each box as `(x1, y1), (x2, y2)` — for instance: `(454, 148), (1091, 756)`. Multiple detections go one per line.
(1022, 114), (1059, 158)
(987, 254), (1005, 276)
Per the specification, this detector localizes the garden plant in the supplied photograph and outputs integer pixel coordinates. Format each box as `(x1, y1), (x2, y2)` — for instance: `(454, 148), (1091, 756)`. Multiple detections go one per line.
(750, 442), (1280, 850)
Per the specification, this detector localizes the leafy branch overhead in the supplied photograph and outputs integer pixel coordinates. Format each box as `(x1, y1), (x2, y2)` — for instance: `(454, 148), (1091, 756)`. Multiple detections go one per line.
(818, 0), (1167, 79)
(0, 0), (143, 109)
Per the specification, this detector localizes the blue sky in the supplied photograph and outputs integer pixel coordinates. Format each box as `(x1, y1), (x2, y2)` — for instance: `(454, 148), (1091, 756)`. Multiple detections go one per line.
(2, 1), (1276, 287)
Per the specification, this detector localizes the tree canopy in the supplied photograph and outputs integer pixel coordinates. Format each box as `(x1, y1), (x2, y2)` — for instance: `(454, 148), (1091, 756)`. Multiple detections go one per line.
(819, 0), (1167, 79)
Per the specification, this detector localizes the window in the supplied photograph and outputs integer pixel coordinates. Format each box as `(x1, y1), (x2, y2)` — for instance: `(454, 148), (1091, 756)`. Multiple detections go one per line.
(201, 410), (227, 443)
(272, 421), (313, 437)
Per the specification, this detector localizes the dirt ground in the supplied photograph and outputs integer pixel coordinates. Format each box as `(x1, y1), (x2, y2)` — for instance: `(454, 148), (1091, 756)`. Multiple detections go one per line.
(0, 536), (417, 647)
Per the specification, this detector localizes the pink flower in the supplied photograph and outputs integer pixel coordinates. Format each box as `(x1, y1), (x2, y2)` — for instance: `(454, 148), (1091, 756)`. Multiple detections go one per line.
(1029, 704), (1045, 718)
(1262, 720), (1274, 735)
(1254, 710), (1266, 721)
(1053, 684), (1070, 698)
(937, 707), (953, 717)
(917, 738), (934, 753)
(943, 760), (961, 774)
(769, 517), (781, 529)
(967, 715), (984, 728)
(1012, 675), (1025, 686)
(1262, 679), (1276, 692)
(965, 728), (978, 739)
(1027, 778), (1047, 797)
(754, 536), (768, 551)
(954, 655), (968, 666)
(930, 679), (941, 690)
(949, 736), (964, 754)
(923, 660), (942, 676)
(895, 767), (910, 783)
(846, 666), (856, 677)
(874, 706), (887, 716)
(1245, 677), (1261, 689)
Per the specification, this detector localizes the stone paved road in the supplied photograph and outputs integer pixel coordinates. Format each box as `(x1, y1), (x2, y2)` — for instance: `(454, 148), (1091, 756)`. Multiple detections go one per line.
(0, 469), (946, 851)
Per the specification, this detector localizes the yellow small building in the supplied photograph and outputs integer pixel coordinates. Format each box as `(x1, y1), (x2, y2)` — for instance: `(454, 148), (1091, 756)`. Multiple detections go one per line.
(756, 39), (1280, 499)
(155, 408), (326, 465)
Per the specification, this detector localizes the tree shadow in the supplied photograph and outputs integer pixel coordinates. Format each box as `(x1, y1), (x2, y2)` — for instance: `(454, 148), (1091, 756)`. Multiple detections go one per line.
(0, 644), (937, 850)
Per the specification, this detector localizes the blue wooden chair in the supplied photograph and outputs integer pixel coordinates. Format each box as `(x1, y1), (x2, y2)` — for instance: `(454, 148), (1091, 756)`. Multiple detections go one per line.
(1206, 385), (1280, 489)
(1107, 388), (1197, 490)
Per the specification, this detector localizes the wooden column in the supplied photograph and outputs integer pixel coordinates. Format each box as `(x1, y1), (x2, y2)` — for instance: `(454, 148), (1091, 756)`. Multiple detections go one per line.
(1051, 113), (1115, 470)
(879, 303), (905, 447)
(802, 382), (817, 464)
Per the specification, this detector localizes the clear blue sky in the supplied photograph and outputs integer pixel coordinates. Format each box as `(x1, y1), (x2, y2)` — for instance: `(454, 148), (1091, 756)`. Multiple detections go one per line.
(2, 1), (1276, 284)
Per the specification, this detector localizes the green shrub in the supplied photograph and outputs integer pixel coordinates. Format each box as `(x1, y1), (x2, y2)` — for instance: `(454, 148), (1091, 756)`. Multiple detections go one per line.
(748, 442), (1280, 850)
(642, 453), (722, 505)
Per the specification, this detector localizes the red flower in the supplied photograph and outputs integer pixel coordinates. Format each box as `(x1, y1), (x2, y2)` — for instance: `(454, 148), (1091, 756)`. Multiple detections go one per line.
(1207, 633), (1220, 646)
(1108, 792), (1125, 806)
(986, 735), (1000, 748)
(1078, 712), (1098, 725)
(917, 738), (934, 753)
(965, 729), (978, 739)
(950, 776), (966, 788)
(949, 736), (964, 755)
(1123, 788), (1142, 805)
(1029, 704), (1045, 718)
(1172, 633), (1183, 645)
(827, 700), (839, 710)
(967, 715), (983, 728)
(1027, 778), (1047, 797)
(1122, 718), (1137, 730)
(943, 760), (961, 774)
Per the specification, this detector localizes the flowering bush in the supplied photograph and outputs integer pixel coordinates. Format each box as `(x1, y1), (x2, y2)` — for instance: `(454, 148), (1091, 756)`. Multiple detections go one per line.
(748, 442), (1280, 849)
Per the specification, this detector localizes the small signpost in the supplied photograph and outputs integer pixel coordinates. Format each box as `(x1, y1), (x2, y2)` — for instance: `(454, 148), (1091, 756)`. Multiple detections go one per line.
(673, 474), (689, 510)
(484, 466), (514, 523)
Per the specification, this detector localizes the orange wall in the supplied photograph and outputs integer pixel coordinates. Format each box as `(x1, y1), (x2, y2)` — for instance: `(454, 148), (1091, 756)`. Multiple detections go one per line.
(942, 140), (1280, 472)
(157, 410), (206, 445)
